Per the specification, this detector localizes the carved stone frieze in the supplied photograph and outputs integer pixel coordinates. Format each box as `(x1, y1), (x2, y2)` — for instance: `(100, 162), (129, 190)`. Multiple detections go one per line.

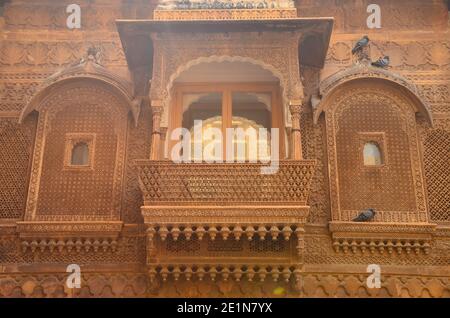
(0, 271), (447, 297)
(153, 8), (297, 20)
(324, 40), (450, 71)
(315, 64), (433, 125)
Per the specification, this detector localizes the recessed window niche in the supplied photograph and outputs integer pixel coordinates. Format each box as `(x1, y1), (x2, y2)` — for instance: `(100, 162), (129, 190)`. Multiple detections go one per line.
(64, 133), (96, 169)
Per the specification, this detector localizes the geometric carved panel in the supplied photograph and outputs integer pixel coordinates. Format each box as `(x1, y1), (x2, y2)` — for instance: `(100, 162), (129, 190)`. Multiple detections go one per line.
(0, 116), (35, 219)
(122, 106), (152, 224)
(424, 126), (450, 222)
(37, 103), (117, 217)
(325, 83), (429, 223)
(26, 84), (129, 221)
(336, 98), (416, 214)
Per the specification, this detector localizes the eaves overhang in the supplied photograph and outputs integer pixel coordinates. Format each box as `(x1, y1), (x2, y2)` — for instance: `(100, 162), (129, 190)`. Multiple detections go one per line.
(116, 17), (334, 78)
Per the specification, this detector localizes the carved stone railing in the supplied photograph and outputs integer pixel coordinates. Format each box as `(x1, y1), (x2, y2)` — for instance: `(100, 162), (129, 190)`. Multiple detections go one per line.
(135, 160), (316, 269)
(135, 160), (316, 206)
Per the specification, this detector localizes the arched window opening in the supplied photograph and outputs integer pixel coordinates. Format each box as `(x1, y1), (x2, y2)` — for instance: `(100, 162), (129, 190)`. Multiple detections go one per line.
(173, 84), (282, 162)
(71, 142), (89, 166)
(363, 142), (383, 166)
(231, 92), (271, 162)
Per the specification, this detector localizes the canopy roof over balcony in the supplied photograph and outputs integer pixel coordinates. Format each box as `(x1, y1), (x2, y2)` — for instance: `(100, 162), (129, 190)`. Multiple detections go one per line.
(116, 16), (334, 96)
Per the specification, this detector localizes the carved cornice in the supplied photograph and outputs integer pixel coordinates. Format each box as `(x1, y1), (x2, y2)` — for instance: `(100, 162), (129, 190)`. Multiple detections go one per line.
(329, 221), (437, 234)
(18, 60), (140, 125)
(314, 64), (433, 126)
(142, 206), (310, 218)
(17, 221), (123, 237)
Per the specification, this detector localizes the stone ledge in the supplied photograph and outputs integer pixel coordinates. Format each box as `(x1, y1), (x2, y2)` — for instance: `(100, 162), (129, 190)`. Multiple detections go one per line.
(153, 8), (297, 21)
(16, 221), (123, 238)
(329, 221), (437, 255)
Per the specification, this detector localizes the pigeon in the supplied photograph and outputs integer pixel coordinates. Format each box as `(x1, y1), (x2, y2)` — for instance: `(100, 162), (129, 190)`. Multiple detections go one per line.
(371, 56), (390, 68)
(351, 35), (370, 54)
(353, 208), (376, 222)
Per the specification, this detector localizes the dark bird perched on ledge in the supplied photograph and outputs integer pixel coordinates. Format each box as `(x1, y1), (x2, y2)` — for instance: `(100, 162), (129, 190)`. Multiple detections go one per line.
(353, 209), (376, 222)
(352, 35), (370, 54)
(372, 56), (390, 68)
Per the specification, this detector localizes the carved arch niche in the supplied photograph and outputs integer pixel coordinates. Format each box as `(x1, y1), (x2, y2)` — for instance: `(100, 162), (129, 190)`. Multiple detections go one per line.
(320, 79), (432, 223)
(13, 58), (141, 245)
(22, 79), (130, 223)
(316, 76), (436, 255)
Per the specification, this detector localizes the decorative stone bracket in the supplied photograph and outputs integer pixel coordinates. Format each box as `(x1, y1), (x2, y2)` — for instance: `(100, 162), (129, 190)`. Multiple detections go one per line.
(329, 222), (436, 255)
(148, 263), (304, 285)
(143, 206), (309, 261)
(17, 221), (123, 254)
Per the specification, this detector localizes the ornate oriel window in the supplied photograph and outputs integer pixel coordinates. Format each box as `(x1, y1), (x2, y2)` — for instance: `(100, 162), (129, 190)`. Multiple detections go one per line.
(169, 83), (284, 161)
(64, 133), (96, 169)
(363, 142), (383, 166)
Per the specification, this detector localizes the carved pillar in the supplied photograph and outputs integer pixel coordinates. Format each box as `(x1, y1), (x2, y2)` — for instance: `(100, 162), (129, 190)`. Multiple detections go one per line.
(146, 226), (156, 264)
(289, 102), (303, 159)
(295, 226), (305, 264)
(150, 102), (163, 160)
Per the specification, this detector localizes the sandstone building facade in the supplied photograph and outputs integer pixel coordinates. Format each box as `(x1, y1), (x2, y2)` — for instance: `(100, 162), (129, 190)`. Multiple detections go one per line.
(0, 0), (449, 297)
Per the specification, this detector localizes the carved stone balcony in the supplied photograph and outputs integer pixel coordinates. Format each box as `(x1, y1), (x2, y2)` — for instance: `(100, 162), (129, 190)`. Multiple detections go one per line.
(135, 160), (316, 270)
(136, 160), (316, 206)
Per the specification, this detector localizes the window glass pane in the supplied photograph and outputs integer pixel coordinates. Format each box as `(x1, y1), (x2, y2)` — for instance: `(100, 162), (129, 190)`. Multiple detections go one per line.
(182, 92), (223, 161)
(232, 92), (271, 161)
(363, 142), (383, 166)
(71, 142), (89, 166)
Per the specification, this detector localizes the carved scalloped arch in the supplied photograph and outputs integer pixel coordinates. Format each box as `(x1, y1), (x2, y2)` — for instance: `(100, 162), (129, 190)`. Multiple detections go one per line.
(313, 65), (433, 126)
(19, 62), (140, 126)
(161, 55), (291, 128)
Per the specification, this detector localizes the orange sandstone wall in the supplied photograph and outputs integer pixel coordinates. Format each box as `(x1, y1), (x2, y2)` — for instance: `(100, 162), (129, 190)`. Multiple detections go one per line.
(0, 0), (448, 297)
